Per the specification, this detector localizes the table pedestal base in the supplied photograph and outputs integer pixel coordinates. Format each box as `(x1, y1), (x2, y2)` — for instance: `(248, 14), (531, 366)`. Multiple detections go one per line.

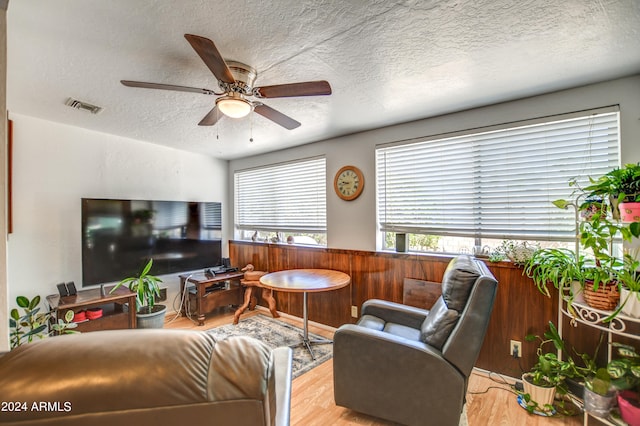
(291, 335), (333, 361)
(292, 292), (333, 361)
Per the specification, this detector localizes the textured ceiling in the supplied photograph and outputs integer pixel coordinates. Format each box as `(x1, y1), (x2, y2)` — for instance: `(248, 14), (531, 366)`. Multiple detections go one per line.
(7, 0), (640, 159)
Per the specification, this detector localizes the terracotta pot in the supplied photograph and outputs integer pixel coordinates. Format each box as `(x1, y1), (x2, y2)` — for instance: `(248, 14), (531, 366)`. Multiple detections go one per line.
(619, 202), (640, 223)
(618, 391), (640, 426)
(522, 374), (556, 412)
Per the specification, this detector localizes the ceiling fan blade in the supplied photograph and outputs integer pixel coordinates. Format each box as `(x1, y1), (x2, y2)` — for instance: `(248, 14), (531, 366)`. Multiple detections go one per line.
(198, 105), (222, 126)
(121, 80), (217, 95)
(254, 103), (301, 130)
(254, 80), (332, 98)
(184, 34), (235, 84)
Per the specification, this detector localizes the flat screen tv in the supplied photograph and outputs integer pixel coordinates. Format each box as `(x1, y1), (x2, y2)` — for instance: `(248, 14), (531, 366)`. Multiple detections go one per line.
(81, 198), (223, 286)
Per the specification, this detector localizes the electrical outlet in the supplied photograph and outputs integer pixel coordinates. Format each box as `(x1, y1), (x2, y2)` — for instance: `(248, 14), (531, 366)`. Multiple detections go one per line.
(510, 340), (522, 358)
(351, 305), (358, 318)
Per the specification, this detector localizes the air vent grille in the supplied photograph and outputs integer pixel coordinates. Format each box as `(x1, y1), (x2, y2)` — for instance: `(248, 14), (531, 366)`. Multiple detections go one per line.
(64, 98), (103, 114)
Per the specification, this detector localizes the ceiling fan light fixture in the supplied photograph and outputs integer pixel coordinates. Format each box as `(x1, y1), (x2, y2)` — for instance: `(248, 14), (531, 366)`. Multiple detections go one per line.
(216, 94), (252, 118)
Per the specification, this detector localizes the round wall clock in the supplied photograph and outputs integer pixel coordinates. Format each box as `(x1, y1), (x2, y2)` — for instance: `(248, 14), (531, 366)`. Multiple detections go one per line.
(334, 165), (364, 201)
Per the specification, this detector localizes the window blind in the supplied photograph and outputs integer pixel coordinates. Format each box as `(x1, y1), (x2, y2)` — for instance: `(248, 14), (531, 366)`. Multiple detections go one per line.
(376, 110), (620, 241)
(235, 157), (327, 233)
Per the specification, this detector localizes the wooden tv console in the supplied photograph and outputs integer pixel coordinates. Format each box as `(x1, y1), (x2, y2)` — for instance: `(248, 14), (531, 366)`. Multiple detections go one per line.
(179, 271), (244, 325)
(46, 286), (137, 332)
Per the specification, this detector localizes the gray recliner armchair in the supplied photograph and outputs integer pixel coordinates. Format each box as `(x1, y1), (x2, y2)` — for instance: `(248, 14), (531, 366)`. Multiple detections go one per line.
(333, 256), (498, 426)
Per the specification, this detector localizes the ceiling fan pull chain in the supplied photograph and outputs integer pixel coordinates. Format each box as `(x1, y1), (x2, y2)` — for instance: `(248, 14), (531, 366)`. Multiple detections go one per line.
(249, 111), (254, 143)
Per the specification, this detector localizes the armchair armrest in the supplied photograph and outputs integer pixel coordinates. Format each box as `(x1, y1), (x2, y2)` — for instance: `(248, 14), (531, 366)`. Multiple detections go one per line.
(361, 298), (429, 329)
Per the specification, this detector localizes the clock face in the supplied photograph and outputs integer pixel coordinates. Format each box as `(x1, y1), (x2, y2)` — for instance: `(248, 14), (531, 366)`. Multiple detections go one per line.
(334, 166), (364, 201)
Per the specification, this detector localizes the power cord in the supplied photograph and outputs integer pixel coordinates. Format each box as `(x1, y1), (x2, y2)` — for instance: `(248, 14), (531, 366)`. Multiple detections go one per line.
(467, 371), (520, 396)
(166, 274), (198, 325)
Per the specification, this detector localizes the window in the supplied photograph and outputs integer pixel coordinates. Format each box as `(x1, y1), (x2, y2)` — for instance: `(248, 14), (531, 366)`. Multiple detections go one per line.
(376, 108), (620, 253)
(235, 157), (327, 245)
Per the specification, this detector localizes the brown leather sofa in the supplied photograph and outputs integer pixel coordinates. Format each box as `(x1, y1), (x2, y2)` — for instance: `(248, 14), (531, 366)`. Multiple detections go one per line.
(0, 329), (292, 426)
(333, 256), (498, 426)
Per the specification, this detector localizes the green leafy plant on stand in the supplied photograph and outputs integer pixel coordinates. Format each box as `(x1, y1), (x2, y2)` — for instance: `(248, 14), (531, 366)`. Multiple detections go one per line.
(9, 295), (78, 349)
(607, 343), (640, 393)
(520, 321), (595, 415)
(585, 367), (612, 395)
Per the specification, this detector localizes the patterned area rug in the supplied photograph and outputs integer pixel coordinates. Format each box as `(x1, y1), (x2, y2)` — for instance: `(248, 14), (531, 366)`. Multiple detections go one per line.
(206, 314), (333, 378)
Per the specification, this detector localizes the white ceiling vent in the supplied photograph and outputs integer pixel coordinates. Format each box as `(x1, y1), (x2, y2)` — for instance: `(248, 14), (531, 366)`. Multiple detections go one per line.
(64, 98), (103, 114)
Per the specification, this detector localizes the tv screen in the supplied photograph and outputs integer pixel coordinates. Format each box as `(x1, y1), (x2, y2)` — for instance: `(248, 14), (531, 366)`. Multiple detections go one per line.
(81, 198), (222, 286)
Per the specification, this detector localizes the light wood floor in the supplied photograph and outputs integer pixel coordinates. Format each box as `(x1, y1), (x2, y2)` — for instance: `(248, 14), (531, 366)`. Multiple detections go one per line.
(165, 307), (582, 426)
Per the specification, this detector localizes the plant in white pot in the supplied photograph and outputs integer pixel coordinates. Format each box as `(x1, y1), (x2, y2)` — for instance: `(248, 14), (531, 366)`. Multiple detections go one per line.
(110, 259), (166, 329)
(615, 251), (640, 318)
(524, 248), (586, 318)
(520, 322), (572, 414)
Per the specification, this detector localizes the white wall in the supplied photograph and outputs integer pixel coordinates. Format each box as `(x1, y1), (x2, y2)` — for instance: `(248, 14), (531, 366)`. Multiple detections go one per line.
(7, 114), (228, 313)
(0, 4), (8, 351)
(229, 76), (640, 251)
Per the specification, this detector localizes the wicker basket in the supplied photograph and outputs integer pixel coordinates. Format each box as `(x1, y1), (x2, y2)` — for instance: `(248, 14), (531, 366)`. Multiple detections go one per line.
(583, 281), (620, 311)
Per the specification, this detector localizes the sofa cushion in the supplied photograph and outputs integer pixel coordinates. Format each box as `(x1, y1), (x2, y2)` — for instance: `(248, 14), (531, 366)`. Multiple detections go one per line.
(419, 297), (459, 349)
(441, 255), (481, 312)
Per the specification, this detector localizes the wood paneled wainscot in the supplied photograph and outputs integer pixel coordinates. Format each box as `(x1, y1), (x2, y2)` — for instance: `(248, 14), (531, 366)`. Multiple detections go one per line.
(229, 240), (604, 378)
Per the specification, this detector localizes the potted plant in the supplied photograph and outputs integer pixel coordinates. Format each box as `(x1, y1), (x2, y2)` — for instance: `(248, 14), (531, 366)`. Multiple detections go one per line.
(526, 174), (640, 317)
(489, 240), (538, 266)
(583, 368), (616, 418)
(612, 251), (640, 318)
(520, 321), (588, 415)
(586, 163), (640, 222)
(524, 248), (585, 317)
(110, 259), (166, 329)
(9, 295), (78, 349)
(607, 343), (640, 426)
(584, 163), (640, 221)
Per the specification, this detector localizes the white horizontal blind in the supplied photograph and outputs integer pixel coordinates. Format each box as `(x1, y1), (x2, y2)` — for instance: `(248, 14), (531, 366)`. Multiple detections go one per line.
(235, 157), (326, 233)
(377, 110), (620, 241)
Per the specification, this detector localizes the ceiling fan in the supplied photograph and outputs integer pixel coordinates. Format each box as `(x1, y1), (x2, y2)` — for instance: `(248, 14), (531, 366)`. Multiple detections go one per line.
(121, 34), (332, 130)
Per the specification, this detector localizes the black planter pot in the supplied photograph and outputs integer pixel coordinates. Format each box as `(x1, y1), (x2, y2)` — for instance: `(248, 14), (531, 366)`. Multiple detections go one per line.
(565, 377), (585, 399)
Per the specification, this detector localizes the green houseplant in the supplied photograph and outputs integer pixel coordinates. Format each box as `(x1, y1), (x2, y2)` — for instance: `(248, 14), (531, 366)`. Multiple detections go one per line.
(488, 240), (538, 265)
(607, 343), (640, 425)
(585, 163), (640, 222)
(523, 248), (585, 317)
(583, 368), (616, 418)
(525, 172), (640, 319)
(615, 251), (640, 318)
(520, 321), (593, 414)
(9, 295), (77, 349)
(110, 258), (166, 328)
